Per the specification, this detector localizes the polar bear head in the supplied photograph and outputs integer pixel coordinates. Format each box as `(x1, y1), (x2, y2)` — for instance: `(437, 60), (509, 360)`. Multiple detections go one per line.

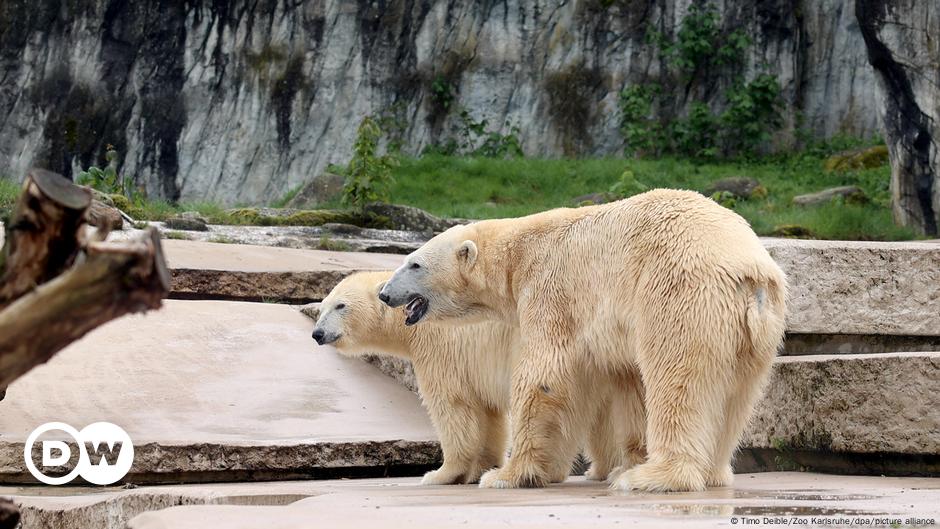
(312, 271), (394, 353)
(378, 224), (486, 326)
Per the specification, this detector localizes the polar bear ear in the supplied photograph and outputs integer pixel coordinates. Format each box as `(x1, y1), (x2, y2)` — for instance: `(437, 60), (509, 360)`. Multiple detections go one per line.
(456, 240), (477, 266)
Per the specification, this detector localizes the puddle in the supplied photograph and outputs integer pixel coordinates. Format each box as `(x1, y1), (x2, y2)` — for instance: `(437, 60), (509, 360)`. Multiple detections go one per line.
(636, 503), (881, 517)
(734, 489), (879, 502)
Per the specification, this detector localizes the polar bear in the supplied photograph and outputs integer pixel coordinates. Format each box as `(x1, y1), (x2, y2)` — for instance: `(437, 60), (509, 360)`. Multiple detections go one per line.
(378, 189), (787, 492)
(312, 271), (645, 485)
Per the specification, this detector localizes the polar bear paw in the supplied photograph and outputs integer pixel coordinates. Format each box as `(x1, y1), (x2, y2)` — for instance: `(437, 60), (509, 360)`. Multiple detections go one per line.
(705, 464), (734, 488)
(611, 461), (706, 493)
(478, 468), (513, 489)
(421, 464), (481, 485)
(584, 463), (610, 481)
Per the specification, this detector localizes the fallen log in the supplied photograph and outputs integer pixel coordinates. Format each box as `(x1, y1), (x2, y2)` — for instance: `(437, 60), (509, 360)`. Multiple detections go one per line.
(0, 168), (169, 389)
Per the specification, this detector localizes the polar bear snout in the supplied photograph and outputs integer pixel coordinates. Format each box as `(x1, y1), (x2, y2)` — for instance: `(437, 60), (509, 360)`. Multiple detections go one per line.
(311, 327), (340, 346)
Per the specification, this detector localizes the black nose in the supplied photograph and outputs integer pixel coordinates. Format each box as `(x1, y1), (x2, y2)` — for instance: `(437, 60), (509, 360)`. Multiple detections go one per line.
(312, 329), (325, 345)
(378, 292), (390, 304)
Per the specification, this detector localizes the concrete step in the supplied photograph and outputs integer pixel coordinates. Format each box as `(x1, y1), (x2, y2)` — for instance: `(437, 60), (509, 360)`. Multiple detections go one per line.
(161, 238), (940, 337)
(1, 298), (937, 484)
(163, 240), (401, 302)
(0, 300), (439, 484)
(4, 474), (939, 529)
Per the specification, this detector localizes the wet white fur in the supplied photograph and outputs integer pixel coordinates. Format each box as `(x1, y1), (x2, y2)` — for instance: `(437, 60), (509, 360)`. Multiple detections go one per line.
(315, 271), (644, 484)
(383, 189), (788, 492)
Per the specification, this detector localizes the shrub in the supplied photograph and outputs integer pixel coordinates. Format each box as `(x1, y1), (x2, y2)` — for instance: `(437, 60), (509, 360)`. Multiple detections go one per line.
(342, 116), (398, 208)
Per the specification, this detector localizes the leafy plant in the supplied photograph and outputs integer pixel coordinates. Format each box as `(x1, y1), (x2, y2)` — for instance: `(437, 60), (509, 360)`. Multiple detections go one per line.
(424, 110), (523, 158)
(608, 169), (648, 198)
(619, 85), (661, 156)
(721, 74), (783, 156)
(341, 116), (399, 208)
(619, 3), (782, 159)
(77, 145), (132, 195)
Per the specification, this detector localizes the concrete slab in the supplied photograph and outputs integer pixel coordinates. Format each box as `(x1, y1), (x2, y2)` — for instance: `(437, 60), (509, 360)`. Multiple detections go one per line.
(746, 352), (940, 456)
(5, 474), (937, 529)
(764, 239), (940, 336)
(163, 240), (403, 302)
(0, 300), (438, 483)
(161, 238), (940, 335)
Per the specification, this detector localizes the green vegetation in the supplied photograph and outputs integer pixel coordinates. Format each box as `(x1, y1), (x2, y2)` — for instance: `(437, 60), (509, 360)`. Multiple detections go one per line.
(621, 4), (783, 158)
(0, 177), (20, 220)
(341, 116), (398, 208)
(163, 231), (191, 240)
(381, 146), (915, 241)
(76, 145), (131, 195)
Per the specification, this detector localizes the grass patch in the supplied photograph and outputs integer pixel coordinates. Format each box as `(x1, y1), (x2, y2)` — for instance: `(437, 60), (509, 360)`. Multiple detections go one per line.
(163, 231), (191, 240)
(208, 234), (236, 244)
(384, 152), (916, 241)
(0, 177), (21, 220)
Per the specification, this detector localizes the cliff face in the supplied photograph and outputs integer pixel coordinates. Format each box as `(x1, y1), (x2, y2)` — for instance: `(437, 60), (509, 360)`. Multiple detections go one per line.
(0, 0), (880, 204)
(857, 0), (938, 236)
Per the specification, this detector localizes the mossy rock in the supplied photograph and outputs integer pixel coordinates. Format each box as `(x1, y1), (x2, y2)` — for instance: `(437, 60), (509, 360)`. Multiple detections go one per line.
(792, 186), (868, 207)
(222, 207), (394, 229)
(109, 194), (149, 220)
(771, 224), (815, 238)
(823, 145), (889, 172)
(704, 177), (765, 200)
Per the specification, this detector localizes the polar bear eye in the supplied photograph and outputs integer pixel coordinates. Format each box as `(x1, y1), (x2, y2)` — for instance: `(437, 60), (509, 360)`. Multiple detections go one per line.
(410, 263), (421, 270)
(335, 303), (346, 310)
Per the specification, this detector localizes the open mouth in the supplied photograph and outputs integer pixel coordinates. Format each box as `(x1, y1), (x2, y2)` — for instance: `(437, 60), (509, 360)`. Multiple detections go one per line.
(404, 295), (429, 326)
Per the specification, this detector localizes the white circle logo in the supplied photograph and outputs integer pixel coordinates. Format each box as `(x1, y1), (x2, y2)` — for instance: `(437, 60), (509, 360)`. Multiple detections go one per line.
(24, 421), (134, 485)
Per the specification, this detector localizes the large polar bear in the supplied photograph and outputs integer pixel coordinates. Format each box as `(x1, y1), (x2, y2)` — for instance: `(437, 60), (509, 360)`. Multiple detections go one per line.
(311, 271), (645, 485)
(379, 189), (787, 492)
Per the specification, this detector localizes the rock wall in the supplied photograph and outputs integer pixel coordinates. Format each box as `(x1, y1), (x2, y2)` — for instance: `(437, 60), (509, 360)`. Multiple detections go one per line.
(857, 0), (939, 236)
(0, 0), (880, 204)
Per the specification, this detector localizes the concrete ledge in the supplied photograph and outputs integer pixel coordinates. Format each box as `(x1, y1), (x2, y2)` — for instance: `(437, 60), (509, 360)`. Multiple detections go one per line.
(745, 352), (940, 455)
(163, 239), (940, 335)
(0, 300), (438, 484)
(765, 239), (940, 336)
(365, 352), (940, 471)
(4, 474), (938, 529)
(163, 240), (402, 302)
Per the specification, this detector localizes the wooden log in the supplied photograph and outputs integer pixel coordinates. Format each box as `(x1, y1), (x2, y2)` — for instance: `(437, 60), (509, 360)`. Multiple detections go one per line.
(0, 169), (169, 395)
(0, 169), (92, 311)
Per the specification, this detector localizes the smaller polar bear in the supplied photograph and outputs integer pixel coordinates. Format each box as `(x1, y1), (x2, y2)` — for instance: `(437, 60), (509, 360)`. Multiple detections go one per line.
(311, 271), (645, 485)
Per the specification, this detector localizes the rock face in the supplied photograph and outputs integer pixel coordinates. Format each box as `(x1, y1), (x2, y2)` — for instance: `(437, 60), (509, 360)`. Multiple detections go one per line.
(0, 1), (880, 204)
(857, 0), (939, 236)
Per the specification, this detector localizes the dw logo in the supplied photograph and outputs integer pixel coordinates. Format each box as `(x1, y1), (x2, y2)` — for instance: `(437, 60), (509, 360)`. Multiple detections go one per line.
(24, 422), (134, 485)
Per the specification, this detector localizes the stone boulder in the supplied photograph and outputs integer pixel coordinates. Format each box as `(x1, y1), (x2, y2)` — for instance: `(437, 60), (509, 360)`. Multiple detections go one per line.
(703, 177), (766, 200)
(792, 186), (868, 206)
(86, 199), (124, 230)
(284, 173), (345, 208)
(164, 212), (209, 231)
(362, 203), (457, 233)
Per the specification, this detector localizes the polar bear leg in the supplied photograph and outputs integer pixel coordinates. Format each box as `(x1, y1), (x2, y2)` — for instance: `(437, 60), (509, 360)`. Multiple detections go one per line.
(707, 349), (775, 488)
(421, 400), (486, 485)
(613, 315), (732, 493)
(480, 340), (586, 489)
(478, 408), (508, 474)
(587, 367), (647, 481)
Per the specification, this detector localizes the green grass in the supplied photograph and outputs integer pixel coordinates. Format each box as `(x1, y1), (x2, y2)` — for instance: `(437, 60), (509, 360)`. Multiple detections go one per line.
(0, 177), (20, 218)
(384, 153), (916, 241)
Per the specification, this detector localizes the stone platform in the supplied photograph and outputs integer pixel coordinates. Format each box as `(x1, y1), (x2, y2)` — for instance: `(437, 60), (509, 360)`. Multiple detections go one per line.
(4, 474), (939, 529)
(0, 300), (438, 484)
